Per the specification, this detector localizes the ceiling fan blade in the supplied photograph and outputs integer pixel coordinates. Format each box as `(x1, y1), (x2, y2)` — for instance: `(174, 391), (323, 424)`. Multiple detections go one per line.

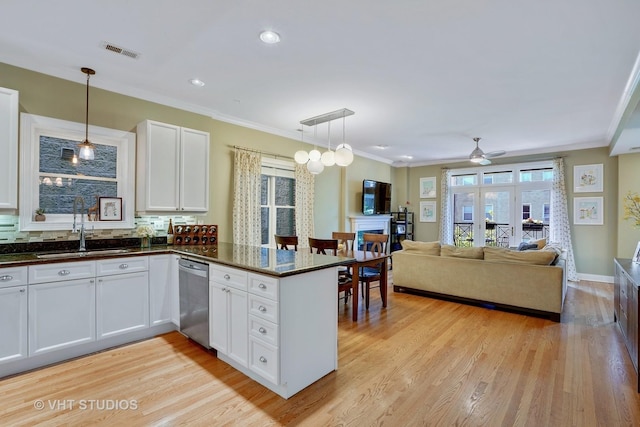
(478, 158), (492, 165)
(485, 150), (506, 158)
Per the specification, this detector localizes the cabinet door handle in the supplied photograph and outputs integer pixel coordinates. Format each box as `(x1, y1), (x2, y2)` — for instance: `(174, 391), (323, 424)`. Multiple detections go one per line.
(119, 264), (128, 269)
(58, 270), (71, 276)
(224, 274), (231, 280)
(19, 288), (25, 293)
(259, 327), (267, 334)
(0, 275), (13, 281)
(258, 305), (267, 312)
(259, 356), (267, 363)
(258, 283), (267, 289)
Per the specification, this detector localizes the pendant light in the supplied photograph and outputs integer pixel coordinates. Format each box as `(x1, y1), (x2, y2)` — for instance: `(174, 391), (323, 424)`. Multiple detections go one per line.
(295, 108), (354, 174)
(78, 67), (96, 160)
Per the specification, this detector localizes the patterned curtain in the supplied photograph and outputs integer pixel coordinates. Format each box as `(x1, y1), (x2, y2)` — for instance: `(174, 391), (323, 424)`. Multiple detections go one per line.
(294, 163), (314, 249)
(439, 168), (453, 244)
(232, 149), (262, 246)
(550, 158), (578, 281)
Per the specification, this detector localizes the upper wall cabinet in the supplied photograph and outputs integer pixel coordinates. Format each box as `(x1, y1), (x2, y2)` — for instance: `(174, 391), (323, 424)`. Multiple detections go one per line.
(136, 120), (210, 213)
(0, 87), (19, 209)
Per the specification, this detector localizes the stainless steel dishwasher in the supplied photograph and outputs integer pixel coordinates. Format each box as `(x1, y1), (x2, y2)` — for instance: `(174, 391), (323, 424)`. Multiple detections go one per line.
(178, 258), (209, 348)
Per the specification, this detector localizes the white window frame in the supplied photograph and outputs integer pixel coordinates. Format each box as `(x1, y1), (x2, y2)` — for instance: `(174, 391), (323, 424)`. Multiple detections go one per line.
(19, 114), (135, 231)
(261, 157), (295, 248)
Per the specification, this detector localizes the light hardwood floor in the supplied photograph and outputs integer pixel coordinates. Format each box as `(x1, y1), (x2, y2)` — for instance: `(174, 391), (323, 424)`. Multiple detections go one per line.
(1, 278), (639, 426)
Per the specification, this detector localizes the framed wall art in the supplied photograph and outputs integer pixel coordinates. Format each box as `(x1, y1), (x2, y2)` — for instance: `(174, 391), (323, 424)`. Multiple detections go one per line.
(420, 201), (436, 222)
(99, 197), (123, 221)
(573, 196), (603, 225)
(419, 177), (436, 198)
(574, 164), (603, 193)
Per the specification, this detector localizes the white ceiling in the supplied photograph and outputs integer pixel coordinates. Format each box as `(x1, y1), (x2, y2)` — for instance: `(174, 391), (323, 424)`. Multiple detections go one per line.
(2, 0), (640, 165)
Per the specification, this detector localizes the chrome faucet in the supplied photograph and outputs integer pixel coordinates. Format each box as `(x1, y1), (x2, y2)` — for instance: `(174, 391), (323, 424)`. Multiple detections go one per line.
(72, 196), (88, 251)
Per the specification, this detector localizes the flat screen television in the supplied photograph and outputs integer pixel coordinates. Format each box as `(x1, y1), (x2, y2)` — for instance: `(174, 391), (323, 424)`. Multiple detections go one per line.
(362, 179), (392, 215)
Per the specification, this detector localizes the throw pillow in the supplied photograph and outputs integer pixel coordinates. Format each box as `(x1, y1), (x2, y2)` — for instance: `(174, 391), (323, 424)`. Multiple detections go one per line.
(401, 240), (441, 255)
(484, 246), (556, 265)
(517, 242), (539, 251)
(532, 238), (547, 249)
(441, 244), (484, 259)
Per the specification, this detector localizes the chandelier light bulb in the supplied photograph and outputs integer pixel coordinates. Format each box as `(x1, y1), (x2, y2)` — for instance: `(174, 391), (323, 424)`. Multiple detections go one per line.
(306, 159), (324, 174)
(294, 150), (309, 164)
(308, 149), (322, 161)
(321, 150), (335, 166)
(335, 144), (354, 166)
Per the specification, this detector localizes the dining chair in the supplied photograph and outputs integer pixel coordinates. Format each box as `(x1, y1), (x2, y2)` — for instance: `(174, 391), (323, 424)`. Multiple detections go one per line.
(332, 232), (356, 303)
(308, 237), (338, 255)
(275, 235), (298, 251)
(360, 233), (389, 309)
(309, 237), (352, 304)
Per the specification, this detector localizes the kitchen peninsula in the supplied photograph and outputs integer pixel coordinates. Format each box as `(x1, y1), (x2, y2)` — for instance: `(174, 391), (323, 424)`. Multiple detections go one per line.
(0, 242), (353, 399)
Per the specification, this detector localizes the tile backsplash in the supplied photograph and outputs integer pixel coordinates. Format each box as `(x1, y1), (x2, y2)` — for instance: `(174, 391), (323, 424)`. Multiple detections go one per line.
(0, 214), (198, 244)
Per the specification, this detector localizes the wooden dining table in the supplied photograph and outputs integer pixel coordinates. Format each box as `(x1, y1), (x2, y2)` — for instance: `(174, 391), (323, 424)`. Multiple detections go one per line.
(339, 249), (391, 321)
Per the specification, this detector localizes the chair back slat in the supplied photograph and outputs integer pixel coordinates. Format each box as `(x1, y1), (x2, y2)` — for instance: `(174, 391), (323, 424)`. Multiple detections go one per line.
(275, 235), (298, 251)
(308, 237), (338, 255)
(362, 233), (388, 256)
(331, 232), (355, 252)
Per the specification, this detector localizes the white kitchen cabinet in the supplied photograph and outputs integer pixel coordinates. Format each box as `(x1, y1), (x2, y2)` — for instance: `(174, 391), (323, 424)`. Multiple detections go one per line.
(0, 266), (28, 364)
(29, 278), (96, 356)
(0, 87), (18, 209)
(97, 271), (149, 339)
(136, 120), (209, 213)
(149, 254), (173, 326)
(209, 265), (248, 367)
(96, 257), (149, 339)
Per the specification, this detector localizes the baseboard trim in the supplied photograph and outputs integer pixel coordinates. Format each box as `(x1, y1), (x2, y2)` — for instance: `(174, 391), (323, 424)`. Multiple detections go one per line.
(577, 273), (613, 284)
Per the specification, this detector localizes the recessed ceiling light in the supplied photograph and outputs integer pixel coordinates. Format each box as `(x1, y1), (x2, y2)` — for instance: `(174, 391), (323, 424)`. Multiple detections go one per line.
(401, 155), (414, 160)
(189, 78), (205, 87)
(259, 30), (281, 44)
(375, 145), (389, 150)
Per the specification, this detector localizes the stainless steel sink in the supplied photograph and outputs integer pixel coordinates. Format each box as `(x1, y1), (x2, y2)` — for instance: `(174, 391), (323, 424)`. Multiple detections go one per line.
(36, 248), (131, 259)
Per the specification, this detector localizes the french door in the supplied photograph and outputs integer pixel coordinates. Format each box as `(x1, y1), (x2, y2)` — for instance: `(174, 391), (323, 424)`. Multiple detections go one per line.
(453, 186), (515, 247)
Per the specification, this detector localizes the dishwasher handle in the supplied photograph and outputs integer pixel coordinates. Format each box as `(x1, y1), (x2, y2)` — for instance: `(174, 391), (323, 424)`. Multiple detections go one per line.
(178, 259), (209, 279)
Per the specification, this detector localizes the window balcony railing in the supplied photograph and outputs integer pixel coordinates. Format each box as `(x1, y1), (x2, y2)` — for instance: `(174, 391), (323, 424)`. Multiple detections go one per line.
(453, 222), (549, 248)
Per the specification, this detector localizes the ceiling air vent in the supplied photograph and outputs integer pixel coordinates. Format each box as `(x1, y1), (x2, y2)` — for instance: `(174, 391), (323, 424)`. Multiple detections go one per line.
(101, 42), (140, 59)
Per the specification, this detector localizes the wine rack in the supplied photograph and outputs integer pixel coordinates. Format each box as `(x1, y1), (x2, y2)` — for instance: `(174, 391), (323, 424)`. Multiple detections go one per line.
(173, 224), (218, 245)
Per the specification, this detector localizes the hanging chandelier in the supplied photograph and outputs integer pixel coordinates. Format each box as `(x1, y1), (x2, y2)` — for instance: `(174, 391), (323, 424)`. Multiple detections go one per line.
(294, 108), (354, 174)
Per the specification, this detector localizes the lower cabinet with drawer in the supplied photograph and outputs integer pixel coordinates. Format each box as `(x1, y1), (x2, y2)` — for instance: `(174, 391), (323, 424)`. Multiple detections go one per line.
(0, 266), (28, 363)
(209, 263), (338, 399)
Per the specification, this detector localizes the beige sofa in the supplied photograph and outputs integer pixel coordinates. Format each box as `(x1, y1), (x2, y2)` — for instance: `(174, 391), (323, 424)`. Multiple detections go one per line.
(392, 241), (567, 322)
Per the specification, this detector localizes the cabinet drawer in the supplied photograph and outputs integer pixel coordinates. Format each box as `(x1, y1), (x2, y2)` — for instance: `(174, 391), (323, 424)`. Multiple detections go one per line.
(248, 273), (279, 301)
(249, 315), (279, 347)
(97, 256), (149, 276)
(210, 264), (247, 291)
(249, 294), (278, 324)
(29, 261), (95, 284)
(249, 337), (279, 385)
(0, 266), (27, 288)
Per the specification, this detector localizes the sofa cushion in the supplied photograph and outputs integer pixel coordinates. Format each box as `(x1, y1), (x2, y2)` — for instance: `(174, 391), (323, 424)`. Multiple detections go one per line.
(401, 240), (440, 255)
(483, 246), (556, 265)
(441, 244), (484, 259)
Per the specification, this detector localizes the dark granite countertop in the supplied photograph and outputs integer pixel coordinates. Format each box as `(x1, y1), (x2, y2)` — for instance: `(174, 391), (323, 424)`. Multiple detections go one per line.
(0, 241), (353, 278)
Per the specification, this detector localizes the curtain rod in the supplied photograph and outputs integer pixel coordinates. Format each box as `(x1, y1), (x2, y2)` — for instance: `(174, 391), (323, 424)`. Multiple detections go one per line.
(231, 145), (294, 161)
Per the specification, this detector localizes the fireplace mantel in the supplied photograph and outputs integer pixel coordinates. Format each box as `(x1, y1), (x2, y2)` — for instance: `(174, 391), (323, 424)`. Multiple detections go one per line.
(349, 215), (392, 251)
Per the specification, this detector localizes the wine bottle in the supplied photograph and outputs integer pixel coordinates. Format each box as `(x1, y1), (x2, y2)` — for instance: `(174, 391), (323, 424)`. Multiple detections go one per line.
(167, 219), (174, 245)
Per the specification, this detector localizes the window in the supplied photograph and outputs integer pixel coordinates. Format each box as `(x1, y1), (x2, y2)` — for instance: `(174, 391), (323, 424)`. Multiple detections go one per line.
(452, 174), (477, 186)
(19, 114), (135, 231)
(463, 205), (473, 221)
(485, 204), (493, 221)
(522, 203), (531, 220)
(260, 158), (295, 247)
(483, 171), (513, 184)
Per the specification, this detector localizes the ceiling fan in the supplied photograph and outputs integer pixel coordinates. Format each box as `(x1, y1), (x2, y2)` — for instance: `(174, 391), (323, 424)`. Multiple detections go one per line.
(469, 137), (505, 165)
